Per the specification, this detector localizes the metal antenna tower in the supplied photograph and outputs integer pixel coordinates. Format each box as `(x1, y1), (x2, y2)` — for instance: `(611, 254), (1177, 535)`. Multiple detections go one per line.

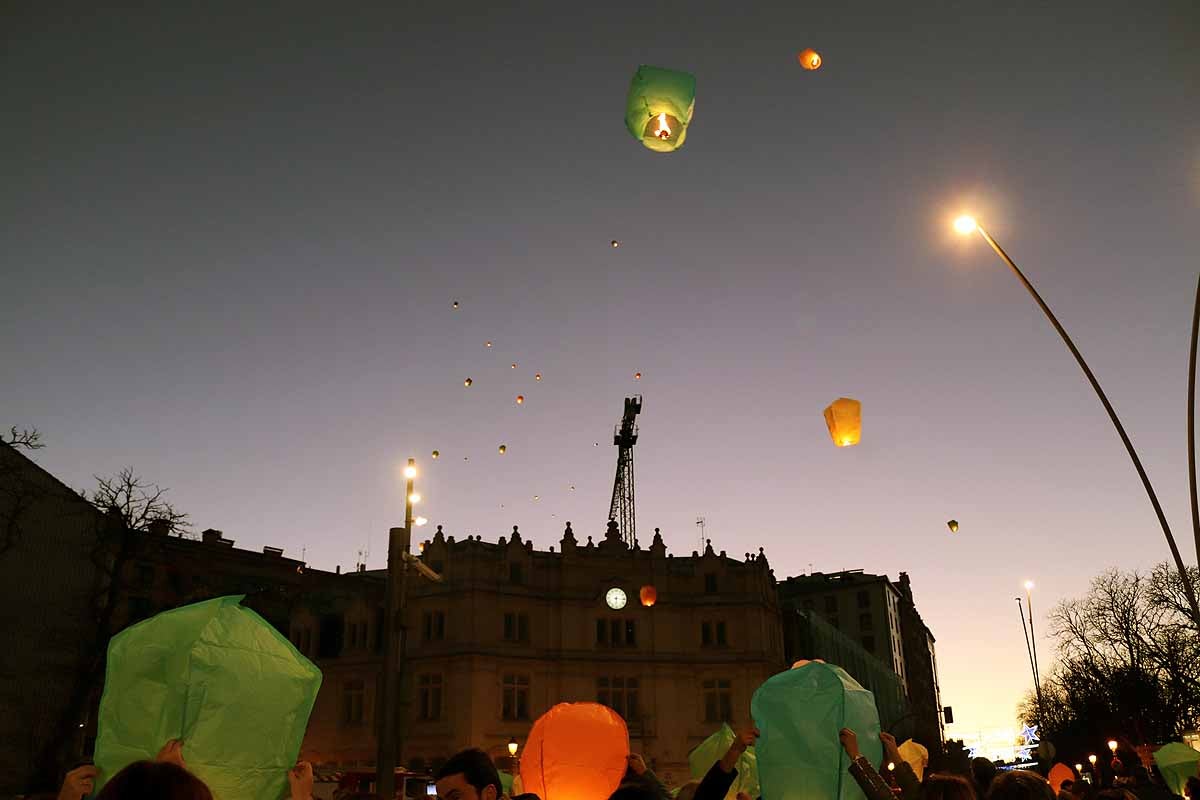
(696, 517), (706, 552)
(608, 395), (642, 548)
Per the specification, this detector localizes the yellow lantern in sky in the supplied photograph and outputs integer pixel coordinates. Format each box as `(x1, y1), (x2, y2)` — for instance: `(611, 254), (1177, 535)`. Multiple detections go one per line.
(823, 397), (862, 447)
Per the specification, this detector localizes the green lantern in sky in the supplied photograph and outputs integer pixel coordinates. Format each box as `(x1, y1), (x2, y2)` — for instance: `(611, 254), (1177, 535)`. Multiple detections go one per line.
(94, 596), (322, 800)
(625, 65), (696, 152)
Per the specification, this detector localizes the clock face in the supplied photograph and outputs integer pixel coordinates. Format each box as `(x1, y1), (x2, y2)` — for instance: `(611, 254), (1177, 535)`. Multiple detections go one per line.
(605, 587), (628, 610)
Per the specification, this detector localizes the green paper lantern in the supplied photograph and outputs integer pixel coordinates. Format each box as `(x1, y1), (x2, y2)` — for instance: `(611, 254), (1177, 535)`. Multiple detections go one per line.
(751, 661), (882, 800)
(625, 65), (696, 153)
(688, 723), (759, 800)
(94, 595), (323, 800)
(1153, 742), (1200, 796)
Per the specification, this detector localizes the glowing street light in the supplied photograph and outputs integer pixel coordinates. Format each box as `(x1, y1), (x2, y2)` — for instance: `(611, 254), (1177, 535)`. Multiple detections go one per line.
(409, 493), (421, 504)
(508, 737), (519, 757)
(1088, 755), (1098, 766)
(404, 464), (417, 479)
(953, 213), (1200, 627)
(1024, 580), (1034, 591)
(1108, 740), (1119, 754)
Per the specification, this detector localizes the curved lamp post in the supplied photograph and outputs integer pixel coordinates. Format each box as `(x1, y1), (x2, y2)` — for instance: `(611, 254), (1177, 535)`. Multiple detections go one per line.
(953, 216), (1200, 628)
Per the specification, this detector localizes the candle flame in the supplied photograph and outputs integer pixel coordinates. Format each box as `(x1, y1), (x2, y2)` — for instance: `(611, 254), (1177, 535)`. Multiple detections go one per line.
(654, 113), (672, 140)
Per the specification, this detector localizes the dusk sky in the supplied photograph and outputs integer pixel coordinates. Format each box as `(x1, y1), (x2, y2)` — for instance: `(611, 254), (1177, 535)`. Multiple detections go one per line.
(4, 2), (1199, 739)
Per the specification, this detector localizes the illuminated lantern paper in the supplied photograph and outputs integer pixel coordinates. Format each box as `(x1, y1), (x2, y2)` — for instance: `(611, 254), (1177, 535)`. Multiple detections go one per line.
(752, 661), (882, 800)
(898, 740), (929, 782)
(94, 596), (321, 800)
(798, 49), (822, 70)
(611, 240), (621, 248)
(947, 520), (959, 533)
(625, 65), (696, 153)
(432, 450), (440, 459)
(512, 363), (518, 369)
(520, 702), (629, 800)
(639, 585), (657, 607)
(464, 378), (473, 387)
(486, 341), (493, 348)
(1153, 743), (1200, 796)
(452, 301), (460, 309)
(535, 373), (542, 381)
(823, 397), (862, 447)
(516, 395), (525, 405)
(1047, 764), (1074, 794)
(499, 444), (507, 455)
(689, 724), (759, 800)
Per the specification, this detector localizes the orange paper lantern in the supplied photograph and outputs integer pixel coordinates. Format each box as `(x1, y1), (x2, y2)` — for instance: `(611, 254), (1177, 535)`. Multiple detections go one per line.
(639, 585), (657, 607)
(1048, 764), (1075, 794)
(798, 48), (822, 70)
(519, 703), (629, 800)
(823, 397), (862, 447)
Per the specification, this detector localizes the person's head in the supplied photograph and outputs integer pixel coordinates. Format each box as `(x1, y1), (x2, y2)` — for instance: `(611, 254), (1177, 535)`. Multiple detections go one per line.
(94, 761), (212, 800)
(1059, 781), (1075, 796)
(986, 770), (1055, 800)
(924, 772), (978, 800)
(1184, 776), (1200, 800)
(972, 759), (999, 792)
(435, 749), (502, 800)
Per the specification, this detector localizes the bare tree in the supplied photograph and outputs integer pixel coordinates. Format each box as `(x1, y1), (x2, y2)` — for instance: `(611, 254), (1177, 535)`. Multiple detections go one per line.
(2, 426), (45, 450)
(89, 467), (191, 537)
(0, 428), (51, 556)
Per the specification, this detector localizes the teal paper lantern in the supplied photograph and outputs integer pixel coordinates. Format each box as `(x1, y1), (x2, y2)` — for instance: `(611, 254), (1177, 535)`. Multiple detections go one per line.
(625, 65), (696, 152)
(752, 661), (882, 800)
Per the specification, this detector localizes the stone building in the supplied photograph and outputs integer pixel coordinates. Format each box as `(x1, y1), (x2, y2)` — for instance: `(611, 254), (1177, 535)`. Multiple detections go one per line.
(290, 520), (784, 785)
(776, 570), (944, 755)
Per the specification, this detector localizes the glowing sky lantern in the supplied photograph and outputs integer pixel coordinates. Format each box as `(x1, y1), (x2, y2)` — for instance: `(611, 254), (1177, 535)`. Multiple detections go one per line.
(625, 65), (696, 153)
(639, 585), (657, 607)
(516, 395), (524, 405)
(485, 341), (493, 348)
(511, 363), (518, 369)
(452, 301), (459, 309)
(947, 520), (959, 533)
(431, 450), (440, 459)
(611, 240), (620, 248)
(634, 372), (642, 380)
(520, 703), (629, 800)
(535, 373), (542, 381)
(797, 48), (822, 70)
(823, 397), (862, 447)
(464, 378), (473, 387)
(498, 444), (507, 455)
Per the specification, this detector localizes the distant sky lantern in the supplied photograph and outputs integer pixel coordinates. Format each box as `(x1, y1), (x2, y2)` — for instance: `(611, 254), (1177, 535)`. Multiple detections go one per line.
(625, 65), (696, 153)
(516, 395), (524, 405)
(511, 363), (518, 369)
(611, 240), (620, 248)
(640, 585), (657, 607)
(823, 397), (862, 447)
(797, 48), (822, 70)
(498, 444), (507, 454)
(485, 341), (493, 348)
(464, 378), (473, 387)
(634, 372), (642, 380)
(452, 301), (459, 309)
(535, 373), (542, 381)
(947, 520), (959, 533)
(431, 450), (440, 459)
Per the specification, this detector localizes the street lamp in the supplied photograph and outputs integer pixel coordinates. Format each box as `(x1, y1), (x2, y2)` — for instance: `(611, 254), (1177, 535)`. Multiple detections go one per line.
(1108, 740), (1119, 754)
(953, 215), (1200, 627)
(378, 458), (418, 800)
(1089, 755), (1097, 766)
(508, 738), (519, 757)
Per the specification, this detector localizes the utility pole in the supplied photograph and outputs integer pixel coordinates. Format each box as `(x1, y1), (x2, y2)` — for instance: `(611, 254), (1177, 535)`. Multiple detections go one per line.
(696, 517), (706, 553)
(377, 459), (415, 800)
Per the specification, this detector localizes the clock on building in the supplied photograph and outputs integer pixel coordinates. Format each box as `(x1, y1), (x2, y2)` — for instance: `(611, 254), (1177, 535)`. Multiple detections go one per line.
(605, 587), (628, 610)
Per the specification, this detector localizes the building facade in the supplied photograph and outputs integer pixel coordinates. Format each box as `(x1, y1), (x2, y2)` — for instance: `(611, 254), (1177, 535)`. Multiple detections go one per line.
(777, 570), (943, 755)
(290, 520), (784, 785)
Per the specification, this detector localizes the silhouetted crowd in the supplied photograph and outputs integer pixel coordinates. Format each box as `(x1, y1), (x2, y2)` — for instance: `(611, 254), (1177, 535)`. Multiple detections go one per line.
(52, 730), (1200, 800)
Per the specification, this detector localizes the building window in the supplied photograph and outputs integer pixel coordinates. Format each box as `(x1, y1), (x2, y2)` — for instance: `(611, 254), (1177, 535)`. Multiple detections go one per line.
(502, 674), (530, 721)
(318, 614), (344, 659)
(342, 680), (365, 725)
(504, 612), (530, 643)
(862, 635), (876, 653)
(705, 574), (718, 594)
(418, 674), (443, 721)
(701, 621), (728, 647)
(859, 613), (872, 631)
(857, 590), (870, 609)
(509, 563), (524, 584)
(703, 679), (733, 723)
(598, 619), (636, 648)
(824, 595), (838, 613)
(422, 611), (445, 642)
(598, 677), (640, 721)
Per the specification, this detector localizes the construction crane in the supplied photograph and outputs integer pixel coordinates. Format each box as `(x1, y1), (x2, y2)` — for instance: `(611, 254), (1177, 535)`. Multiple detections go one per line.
(609, 395), (642, 548)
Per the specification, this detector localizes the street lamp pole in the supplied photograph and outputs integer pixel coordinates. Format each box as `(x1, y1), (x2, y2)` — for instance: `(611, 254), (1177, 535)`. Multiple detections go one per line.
(955, 217), (1200, 628)
(1025, 582), (1041, 692)
(378, 459), (416, 800)
(1016, 596), (1039, 716)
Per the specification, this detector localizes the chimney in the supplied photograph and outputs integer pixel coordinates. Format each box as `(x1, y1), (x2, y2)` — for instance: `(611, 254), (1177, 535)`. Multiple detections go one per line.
(201, 529), (223, 544)
(263, 546), (283, 557)
(148, 519), (170, 537)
